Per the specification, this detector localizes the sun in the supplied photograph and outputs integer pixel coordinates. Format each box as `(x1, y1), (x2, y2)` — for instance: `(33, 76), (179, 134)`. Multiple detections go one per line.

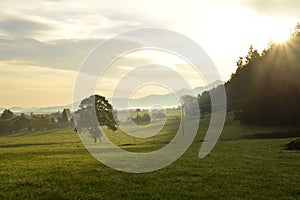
(270, 29), (291, 43)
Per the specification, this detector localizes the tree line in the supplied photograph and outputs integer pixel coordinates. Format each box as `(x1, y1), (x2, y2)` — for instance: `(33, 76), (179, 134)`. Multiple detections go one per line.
(198, 23), (300, 126)
(0, 108), (74, 134)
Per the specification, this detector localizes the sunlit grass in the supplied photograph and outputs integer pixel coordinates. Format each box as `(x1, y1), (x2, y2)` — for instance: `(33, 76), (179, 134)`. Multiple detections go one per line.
(0, 114), (300, 199)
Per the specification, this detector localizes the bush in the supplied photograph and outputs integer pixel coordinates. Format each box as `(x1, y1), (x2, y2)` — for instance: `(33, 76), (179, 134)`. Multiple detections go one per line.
(286, 138), (300, 150)
(132, 113), (151, 125)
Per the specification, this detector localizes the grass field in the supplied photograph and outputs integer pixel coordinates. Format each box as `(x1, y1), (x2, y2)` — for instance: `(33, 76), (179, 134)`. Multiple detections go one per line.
(1, 113), (300, 199)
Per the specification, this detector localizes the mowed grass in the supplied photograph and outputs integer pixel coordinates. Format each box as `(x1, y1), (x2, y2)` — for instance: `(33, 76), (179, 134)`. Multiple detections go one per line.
(0, 113), (300, 199)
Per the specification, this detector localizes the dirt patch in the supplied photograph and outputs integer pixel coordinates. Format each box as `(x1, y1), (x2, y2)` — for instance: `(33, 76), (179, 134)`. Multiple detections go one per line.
(241, 131), (300, 140)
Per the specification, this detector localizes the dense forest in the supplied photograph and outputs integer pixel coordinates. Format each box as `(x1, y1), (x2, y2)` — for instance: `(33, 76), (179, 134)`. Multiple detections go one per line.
(199, 23), (300, 126)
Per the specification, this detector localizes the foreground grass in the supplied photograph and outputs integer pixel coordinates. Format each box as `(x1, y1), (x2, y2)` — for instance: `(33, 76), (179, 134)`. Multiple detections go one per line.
(0, 115), (300, 199)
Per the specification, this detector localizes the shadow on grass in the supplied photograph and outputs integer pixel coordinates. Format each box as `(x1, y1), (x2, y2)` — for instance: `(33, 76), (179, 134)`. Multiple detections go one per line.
(0, 148), (89, 160)
(0, 129), (73, 137)
(0, 142), (60, 148)
(241, 130), (300, 140)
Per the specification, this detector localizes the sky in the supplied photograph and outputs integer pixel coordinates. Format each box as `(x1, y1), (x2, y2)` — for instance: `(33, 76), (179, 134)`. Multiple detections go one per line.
(0, 0), (299, 107)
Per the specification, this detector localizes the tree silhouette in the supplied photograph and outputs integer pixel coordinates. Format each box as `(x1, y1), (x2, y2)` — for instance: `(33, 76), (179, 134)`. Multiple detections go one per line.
(31, 115), (51, 130)
(180, 95), (199, 118)
(136, 108), (141, 117)
(198, 91), (211, 116)
(1, 109), (14, 120)
(198, 23), (300, 126)
(76, 95), (117, 143)
(0, 109), (14, 133)
(60, 109), (69, 123)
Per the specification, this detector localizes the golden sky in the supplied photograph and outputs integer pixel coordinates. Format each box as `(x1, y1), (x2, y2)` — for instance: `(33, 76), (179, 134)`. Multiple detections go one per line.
(0, 0), (298, 107)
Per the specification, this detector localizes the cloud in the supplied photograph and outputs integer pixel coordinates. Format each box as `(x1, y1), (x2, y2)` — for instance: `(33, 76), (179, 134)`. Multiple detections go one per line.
(245, 0), (300, 17)
(0, 37), (91, 71)
(0, 36), (150, 72)
(0, 1), (145, 41)
(0, 18), (53, 37)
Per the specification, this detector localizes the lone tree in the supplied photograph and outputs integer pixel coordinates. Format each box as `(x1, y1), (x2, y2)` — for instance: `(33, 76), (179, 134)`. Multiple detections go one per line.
(180, 95), (199, 119)
(60, 109), (70, 123)
(75, 95), (118, 143)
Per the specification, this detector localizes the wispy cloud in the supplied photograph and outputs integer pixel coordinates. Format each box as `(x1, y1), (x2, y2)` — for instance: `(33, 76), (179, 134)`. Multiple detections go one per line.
(0, 37), (97, 71)
(0, 18), (53, 37)
(0, 37), (150, 72)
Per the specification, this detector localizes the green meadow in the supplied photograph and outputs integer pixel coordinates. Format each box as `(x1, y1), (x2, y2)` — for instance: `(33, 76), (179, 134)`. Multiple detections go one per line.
(1, 112), (300, 199)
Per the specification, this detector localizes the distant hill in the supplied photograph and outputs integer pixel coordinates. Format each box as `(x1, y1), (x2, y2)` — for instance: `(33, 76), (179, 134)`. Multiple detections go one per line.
(109, 80), (223, 109)
(1, 80), (223, 113)
(0, 105), (74, 115)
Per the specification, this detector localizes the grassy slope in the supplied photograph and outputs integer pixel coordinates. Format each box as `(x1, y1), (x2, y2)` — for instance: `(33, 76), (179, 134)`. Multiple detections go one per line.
(0, 113), (300, 199)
